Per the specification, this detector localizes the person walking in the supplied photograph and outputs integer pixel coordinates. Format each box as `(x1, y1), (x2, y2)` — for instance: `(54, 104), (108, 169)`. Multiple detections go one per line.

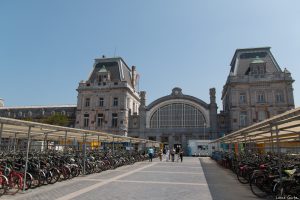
(158, 149), (163, 161)
(179, 148), (184, 162)
(166, 149), (170, 162)
(148, 147), (154, 162)
(171, 148), (175, 162)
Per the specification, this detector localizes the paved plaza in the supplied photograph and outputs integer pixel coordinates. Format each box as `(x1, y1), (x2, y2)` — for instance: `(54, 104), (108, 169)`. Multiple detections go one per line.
(2, 157), (260, 200)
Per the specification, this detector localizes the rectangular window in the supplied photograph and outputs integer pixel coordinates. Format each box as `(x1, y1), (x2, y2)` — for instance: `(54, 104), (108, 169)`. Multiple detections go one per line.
(112, 113), (118, 128)
(258, 111), (266, 122)
(85, 98), (90, 107)
(97, 113), (104, 127)
(251, 66), (258, 75)
(258, 66), (266, 75)
(113, 98), (118, 107)
(99, 98), (104, 107)
(83, 114), (89, 127)
(239, 93), (246, 104)
(257, 92), (265, 103)
(240, 111), (247, 127)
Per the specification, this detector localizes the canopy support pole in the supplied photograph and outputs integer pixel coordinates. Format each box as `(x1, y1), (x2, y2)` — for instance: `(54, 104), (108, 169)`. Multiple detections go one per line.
(0, 123), (3, 151)
(97, 135), (100, 150)
(44, 133), (48, 151)
(275, 125), (282, 186)
(112, 137), (115, 154)
(244, 134), (247, 153)
(270, 125), (274, 153)
(64, 131), (68, 152)
(83, 133), (87, 176)
(23, 126), (31, 192)
(13, 132), (17, 153)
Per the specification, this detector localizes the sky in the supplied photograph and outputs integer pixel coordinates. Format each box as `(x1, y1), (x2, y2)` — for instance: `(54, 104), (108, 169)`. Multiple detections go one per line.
(1, 0), (300, 110)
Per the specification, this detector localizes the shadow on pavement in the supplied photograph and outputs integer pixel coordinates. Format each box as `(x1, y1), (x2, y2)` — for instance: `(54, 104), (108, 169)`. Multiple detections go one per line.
(199, 157), (259, 200)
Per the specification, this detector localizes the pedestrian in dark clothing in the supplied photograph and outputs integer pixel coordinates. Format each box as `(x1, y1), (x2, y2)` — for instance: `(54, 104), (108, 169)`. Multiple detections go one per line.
(171, 148), (175, 162)
(179, 148), (184, 162)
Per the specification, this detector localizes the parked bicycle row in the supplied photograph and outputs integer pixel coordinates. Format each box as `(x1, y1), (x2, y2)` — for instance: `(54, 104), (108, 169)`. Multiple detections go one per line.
(0, 149), (150, 196)
(211, 151), (300, 199)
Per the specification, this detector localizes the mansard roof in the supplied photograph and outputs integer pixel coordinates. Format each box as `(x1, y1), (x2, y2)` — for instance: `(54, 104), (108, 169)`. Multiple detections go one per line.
(229, 47), (282, 76)
(88, 57), (133, 87)
(147, 87), (209, 110)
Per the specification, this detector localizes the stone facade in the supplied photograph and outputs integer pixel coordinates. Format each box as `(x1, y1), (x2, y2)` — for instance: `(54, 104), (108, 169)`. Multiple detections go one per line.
(75, 57), (140, 135)
(221, 47), (295, 133)
(0, 105), (76, 126)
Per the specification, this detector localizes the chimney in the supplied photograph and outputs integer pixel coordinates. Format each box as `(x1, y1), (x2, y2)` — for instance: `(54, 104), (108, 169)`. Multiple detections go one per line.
(131, 66), (136, 88)
(209, 88), (216, 104)
(140, 91), (146, 106)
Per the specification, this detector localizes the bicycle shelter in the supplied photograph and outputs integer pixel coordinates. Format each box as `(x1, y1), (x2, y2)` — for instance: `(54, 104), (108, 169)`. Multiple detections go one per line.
(0, 117), (160, 191)
(210, 107), (300, 188)
(211, 107), (300, 154)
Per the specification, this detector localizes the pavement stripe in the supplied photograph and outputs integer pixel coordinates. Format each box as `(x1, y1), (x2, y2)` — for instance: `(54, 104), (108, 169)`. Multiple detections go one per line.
(56, 162), (157, 200)
(137, 170), (203, 175)
(150, 165), (202, 169)
(114, 179), (208, 186)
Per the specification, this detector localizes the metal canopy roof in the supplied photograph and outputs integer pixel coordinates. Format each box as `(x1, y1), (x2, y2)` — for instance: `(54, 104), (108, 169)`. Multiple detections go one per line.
(0, 117), (158, 145)
(212, 107), (300, 144)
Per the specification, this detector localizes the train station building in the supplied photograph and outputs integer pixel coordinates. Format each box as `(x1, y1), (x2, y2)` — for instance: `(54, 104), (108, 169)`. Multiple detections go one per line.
(0, 47), (295, 153)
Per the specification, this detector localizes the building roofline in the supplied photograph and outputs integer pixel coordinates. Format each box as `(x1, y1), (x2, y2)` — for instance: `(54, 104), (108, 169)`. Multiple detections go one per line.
(94, 57), (132, 71)
(0, 104), (77, 110)
(147, 94), (210, 110)
(230, 47), (271, 68)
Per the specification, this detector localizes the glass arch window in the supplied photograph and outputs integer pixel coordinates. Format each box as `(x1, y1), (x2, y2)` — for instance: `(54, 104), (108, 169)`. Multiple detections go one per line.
(150, 103), (206, 128)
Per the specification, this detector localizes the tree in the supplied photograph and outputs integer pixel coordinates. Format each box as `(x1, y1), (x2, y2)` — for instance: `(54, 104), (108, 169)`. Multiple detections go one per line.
(42, 113), (69, 126)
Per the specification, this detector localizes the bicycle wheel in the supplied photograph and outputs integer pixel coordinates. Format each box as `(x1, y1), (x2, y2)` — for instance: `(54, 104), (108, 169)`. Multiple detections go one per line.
(0, 175), (9, 196)
(8, 174), (22, 195)
(50, 168), (60, 184)
(23, 172), (33, 190)
(38, 171), (47, 186)
(237, 169), (249, 184)
(46, 171), (53, 184)
(250, 175), (269, 198)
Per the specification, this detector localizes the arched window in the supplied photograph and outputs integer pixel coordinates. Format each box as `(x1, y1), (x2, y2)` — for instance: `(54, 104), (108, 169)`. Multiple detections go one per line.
(28, 111), (33, 117)
(150, 103), (205, 128)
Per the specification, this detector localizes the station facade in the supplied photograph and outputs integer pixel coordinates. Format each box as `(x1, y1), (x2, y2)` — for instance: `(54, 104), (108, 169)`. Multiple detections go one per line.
(0, 47), (295, 152)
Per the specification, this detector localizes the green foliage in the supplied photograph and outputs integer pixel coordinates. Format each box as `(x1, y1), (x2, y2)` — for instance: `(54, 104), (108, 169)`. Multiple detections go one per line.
(23, 117), (33, 122)
(42, 114), (69, 126)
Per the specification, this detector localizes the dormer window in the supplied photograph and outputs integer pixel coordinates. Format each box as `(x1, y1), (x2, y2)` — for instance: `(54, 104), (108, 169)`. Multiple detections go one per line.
(250, 58), (266, 76)
(97, 65), (111, 84)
